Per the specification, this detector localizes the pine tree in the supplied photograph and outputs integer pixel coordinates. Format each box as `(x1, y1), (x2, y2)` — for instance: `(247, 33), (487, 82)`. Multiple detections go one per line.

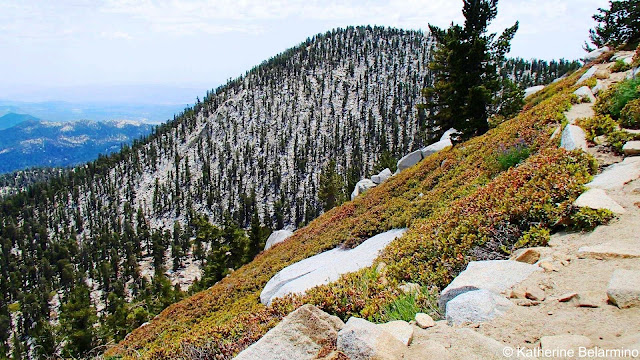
(59, 282), (98, 358)
(318, 160), (346, 212)
(419, 0), (518, 143)
(586, 0), (640, 50)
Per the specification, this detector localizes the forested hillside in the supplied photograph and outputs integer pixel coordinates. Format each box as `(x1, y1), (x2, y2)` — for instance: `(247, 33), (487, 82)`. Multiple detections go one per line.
(0, 26), (580, 358)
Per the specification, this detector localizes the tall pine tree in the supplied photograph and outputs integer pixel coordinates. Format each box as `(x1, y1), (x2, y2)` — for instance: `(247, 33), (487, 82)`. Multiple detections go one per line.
(419, 0), (519, 143)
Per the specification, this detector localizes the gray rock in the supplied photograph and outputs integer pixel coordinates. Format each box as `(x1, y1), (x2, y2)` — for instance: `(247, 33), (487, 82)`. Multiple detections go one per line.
(560, 125), (588, 151)
(264, 229), (295, 251)
(351, 178), (377, 201)
(398, 282), (421, 295)
(607, 269), (640, 308)
(573, 86), (596, 103)
(573, 188), (626, 214)
(445, 289), (514, 325)
(234, 304), (344, 360)
(592, 80), (606, 95)
(540, 334), (593, 353)
(583, 47), (610, 63)
(260, 228), (407, 305)
(371, 168), (392, 184)
(337, 317), (405, 360)
(378, 320), (413, 346)
(587, 157), (640, 190)
(623, 141), (640, 156)
(397, 149), (423, 172)
(421, 128), (457, 158)
(524, 85), (545, 98)
(576, 66), (599, 84)
(415, 313), (435, 329)
(627, 67), (640, 80)
(439, 260), (540, 309)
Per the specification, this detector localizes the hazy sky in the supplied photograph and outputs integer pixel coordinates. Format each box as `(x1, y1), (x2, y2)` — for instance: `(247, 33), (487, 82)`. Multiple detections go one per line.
(0, 0), (609, 103)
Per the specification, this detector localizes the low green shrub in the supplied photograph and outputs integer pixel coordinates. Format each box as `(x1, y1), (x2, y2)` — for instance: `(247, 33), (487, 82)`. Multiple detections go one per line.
(513, 225), (550, 249)
(577, 115), (618, 142)
(611, 60), (631, 73)
(568, 207), (615, 231)
(595, 77), (640, 118)
(620, 98), (640, 129)
(494, 141), (531, 171)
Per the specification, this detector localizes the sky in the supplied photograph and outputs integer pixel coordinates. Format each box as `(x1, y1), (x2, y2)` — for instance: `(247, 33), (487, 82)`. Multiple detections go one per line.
(0, 0), (609, 104)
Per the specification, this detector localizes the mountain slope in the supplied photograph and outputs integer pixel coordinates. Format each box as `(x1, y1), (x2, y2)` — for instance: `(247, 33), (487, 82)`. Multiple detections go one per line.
(0, 112), (39, 130)
(0, 119), (153, 173)
(0, 26), (584, 358)
(108, 67), (604, 359)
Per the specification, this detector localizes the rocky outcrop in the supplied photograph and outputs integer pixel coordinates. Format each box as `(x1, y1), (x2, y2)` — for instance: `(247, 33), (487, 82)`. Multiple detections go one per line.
(577, 66), (599, 84)
(573, 86), (596, 103)
(524, 85), (545, 98)
(264, 229), (295, 251)
(583, 46), (610, 63)
(260, 228), (407, 305)
(371, 168), (392, 184)
(607, 269), (640, 308)
(351, 178), (377, 201)
(587, 157), (640, 190)
(623, 141), (640, 156)
(337, 317), (405, 360)
(439, 260), (540, 310)
(421, 128), (455, 158)
(560, 125), (588, 151)
(396, 150), (423, 172)
(445, 289), (514, 325)
(378, 320), (414, 346)
(234, 304), (344, 360)
(573, 188), (626, 214)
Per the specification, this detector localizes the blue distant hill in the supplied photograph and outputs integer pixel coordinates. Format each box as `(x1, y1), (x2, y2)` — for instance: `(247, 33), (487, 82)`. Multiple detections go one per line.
(0, 112), (40, 130)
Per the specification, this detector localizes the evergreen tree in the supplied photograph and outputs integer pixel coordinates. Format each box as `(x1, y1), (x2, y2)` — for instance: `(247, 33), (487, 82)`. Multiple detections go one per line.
(419, 0), (518, 143)
(59, 282), (98, 358)
(318, 160), (346, 211)
(586, 0), (640, 50)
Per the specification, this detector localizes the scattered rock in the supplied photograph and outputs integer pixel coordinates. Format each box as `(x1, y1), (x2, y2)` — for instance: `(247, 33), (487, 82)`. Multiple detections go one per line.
(578, 242), (640, 259)
(524, 85), (545, 98)
(512, 248), (542, 264)
(378, 320), (414, 346)
(439, 260), (540, 309)
(573, 86), (596, 103)
(550, 126), (561, 140)
(607, 269), (640, 308)
(583, 47), (610, 63)
(623, 141), (640, 156)
(371, 168), (392, 184)
(540, 334), (593, 353)
(560, 125), (588, 151)
(510, 286), (527, 299)
(264, 229), (295, 251)
(406, 340), (450, 359)
(337, 317), (405, 360)
(575, 292), (603, 308)
(350, 179), (377, 201)
(587, 157), (640, 190)
(455, 328), (513, 358)
(538, 261), (558, 272)
(514, 299), (540, 307)
(398, 282), (421, 295)
(445, 289), (514, 325)
(397, 150), (423, 172)
(415, 313), (436, 329)
(260, 229), (407, 305)
(234, 304), (344, 360)
(557, 292), (578, 302)
(577, 66), (599, 84)
(573, 188), (626, 214)
(525, 287), (546, 301)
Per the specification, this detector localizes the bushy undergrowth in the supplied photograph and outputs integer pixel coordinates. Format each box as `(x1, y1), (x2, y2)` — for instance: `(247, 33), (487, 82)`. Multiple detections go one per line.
(620, 98), (640, 129)
(107, 68), (606, 360)
(595, 77), (640, 119)
(611, 60), (631, 73)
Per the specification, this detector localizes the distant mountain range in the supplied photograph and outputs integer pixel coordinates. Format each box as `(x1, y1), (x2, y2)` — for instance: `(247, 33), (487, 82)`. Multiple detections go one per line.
(0, 115), (153, 173)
